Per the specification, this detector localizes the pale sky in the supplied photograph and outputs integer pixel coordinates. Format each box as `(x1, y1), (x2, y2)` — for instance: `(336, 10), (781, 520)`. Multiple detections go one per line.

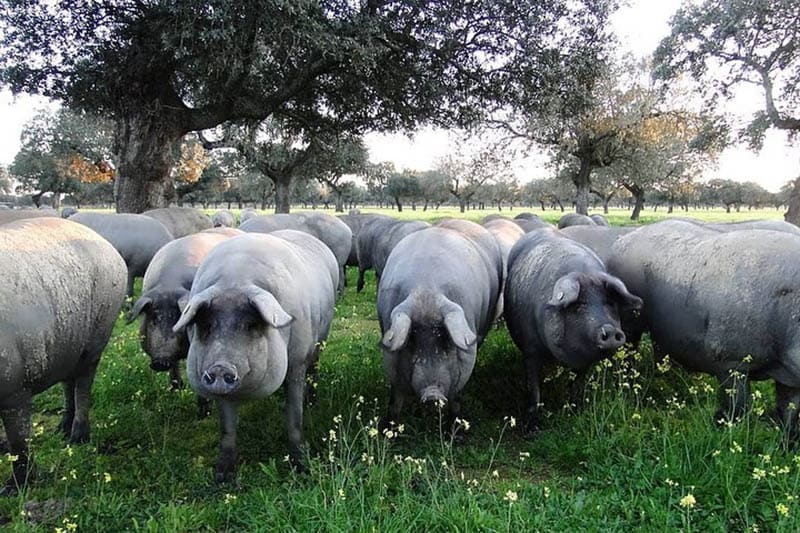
(1, 0), (797, 192)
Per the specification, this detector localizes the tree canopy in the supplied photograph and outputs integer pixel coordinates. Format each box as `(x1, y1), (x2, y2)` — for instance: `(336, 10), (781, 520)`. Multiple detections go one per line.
(1, 0), (615, 212)
(654, 0), (800, 222)
(9, 107), (114, 208)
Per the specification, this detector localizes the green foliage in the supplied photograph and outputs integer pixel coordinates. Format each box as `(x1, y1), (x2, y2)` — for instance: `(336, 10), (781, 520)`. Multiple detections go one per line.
(9, 107), (114, 207)
(0, 0), (613, 132)
(655, 0), (800, 138)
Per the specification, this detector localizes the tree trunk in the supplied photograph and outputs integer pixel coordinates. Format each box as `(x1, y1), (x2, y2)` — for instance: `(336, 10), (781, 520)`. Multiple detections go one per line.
(394, 196), (403, 212)
(602, 198), (610, 214)
(630, 189), (645, 220)
(785, 178), (800, 225)
(114, 114), (184, 213)
(274, 177), (292, 213)
(725, 205), (731, 213)
(572, 158), (592, 215)
(334, 191), (344, 213)
(459, 199), (466, 213)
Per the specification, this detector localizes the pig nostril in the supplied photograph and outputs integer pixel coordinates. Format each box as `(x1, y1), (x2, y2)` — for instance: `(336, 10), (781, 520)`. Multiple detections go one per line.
(600, 328), (609, 341)
(223, 373), (238, 385)
(203, 371), (215, 385)
(615, 332), (624, 342)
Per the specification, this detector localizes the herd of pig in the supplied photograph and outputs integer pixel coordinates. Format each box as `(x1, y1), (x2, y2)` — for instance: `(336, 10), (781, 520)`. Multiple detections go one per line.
(2, 205), (800, 491)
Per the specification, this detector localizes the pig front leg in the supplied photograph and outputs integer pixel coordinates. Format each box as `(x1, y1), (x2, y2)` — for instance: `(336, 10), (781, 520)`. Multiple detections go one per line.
(357, 267), (367, 293)
(0, 397), (32, 496)
(215, 399), (238, 483)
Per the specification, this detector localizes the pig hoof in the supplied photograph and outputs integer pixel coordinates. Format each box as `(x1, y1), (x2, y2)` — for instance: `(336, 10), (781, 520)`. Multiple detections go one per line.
(0, 479), (19, 497)
(56, 416), (74, 438)
(450, 431), (468, 446)
(214, 461), (236, 483)
(68, 423), (90, 444)
(289, 456), (308, 475)
(214, 468), (235, 484)
(378, 417), (397, 433)
(523, 418), (541, 439)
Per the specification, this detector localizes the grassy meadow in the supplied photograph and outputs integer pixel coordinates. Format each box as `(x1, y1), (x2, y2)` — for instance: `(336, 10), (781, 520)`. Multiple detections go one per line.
(0, 206), (798, 531)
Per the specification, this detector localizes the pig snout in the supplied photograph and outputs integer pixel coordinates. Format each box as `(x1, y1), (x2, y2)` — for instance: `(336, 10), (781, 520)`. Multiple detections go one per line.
(201, 362), (241, 395)
(150, 359), (172, 372)
(596, 324), (625, 350)
(419, 386), (447, 407)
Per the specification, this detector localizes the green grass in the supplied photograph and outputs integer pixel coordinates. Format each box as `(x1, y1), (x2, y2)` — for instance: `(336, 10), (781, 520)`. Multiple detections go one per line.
(1, 209), (798, 531)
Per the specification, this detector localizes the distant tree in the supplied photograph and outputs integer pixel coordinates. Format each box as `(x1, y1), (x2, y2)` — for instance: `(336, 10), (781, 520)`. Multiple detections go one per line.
(417, 170), (450, 211)
(738, 181), (773, 210)
(522, 177), (574, 211)
(437, 134), (514, 213)
(655, 0), (800, 222)
(705, 179), (744, 213)
(310, 136), (368, 212)
(10, 108), (114, 208)
(363, 162), (395, 208)
(385, 171), (421, 212)
(614, 109), (724, 220)
(1, 0), (613, 212)
(483, 178), (521, 211)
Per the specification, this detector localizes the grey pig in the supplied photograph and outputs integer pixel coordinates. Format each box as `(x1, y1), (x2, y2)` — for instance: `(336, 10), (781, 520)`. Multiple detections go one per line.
(378, 226), (501, 426)
(173, 231), (338, 481)
(0, 218), (126, 494)
(71, 212), (174, 296)
(609, 220), (800, 436)
(505, 229), (641, 434)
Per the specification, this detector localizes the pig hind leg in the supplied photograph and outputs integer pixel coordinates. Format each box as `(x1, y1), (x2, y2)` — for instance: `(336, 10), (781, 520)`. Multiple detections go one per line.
(523, 353), (544, 437)
(285, 363), (308, 472)
(58, 380), (76, 437)
(69, 362), (100, 444)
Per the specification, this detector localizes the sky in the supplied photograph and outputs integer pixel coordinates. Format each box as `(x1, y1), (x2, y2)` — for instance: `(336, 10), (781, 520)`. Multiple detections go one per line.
(0, 0), (797, 192)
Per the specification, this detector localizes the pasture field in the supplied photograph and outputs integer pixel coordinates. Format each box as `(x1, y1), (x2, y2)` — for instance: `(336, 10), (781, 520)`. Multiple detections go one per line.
(0, 207), (798, 531)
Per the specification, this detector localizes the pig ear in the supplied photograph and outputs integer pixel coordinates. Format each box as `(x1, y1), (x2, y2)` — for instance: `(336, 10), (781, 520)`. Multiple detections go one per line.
(382, 311), (411, 352)
(249, 288), (293, 328)
(439, 296), (477, 351)
(601, 273), (643, 310)
(172, 286), (217, 332)
(126, 294), (152, 324)
(547, 274), (581, 308)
